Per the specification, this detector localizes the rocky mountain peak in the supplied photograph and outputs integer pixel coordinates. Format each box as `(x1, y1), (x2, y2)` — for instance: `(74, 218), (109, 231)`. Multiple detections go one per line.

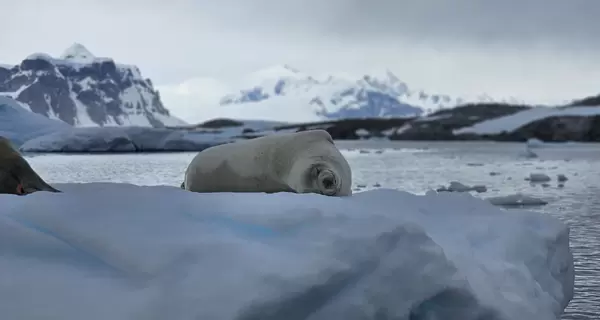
(0, 44), (185, 127)
(60, 43), (96, 62)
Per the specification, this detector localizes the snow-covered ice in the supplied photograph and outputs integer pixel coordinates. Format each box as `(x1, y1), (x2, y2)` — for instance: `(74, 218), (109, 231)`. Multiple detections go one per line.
(454, 106), (600, 135)
(18, 120), (283, 152)
(19, 126), (227, 152)
(0, 96), (70, 145)
(0, 183), (573, 320)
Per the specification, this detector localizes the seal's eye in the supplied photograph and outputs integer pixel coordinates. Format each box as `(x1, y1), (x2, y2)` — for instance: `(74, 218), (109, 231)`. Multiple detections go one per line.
(312, 166), (321, 177)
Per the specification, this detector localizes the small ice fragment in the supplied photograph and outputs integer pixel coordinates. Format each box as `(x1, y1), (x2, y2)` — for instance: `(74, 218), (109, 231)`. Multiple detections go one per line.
(525, 173), (551, 183)
(487, 194), (548, 207)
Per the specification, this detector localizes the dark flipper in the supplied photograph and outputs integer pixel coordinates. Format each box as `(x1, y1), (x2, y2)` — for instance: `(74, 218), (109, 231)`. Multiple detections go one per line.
(14, 158), (61, 194)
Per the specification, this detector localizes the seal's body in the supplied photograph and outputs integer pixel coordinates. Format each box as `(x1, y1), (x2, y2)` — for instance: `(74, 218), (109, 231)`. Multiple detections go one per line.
(0, 137), (60, 195)
(183, 130), (352, 196)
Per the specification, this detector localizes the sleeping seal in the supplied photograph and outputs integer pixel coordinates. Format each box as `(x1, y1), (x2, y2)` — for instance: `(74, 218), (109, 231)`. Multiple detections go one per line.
(183, 129), (352, 196)
(0, 136), (61, 195)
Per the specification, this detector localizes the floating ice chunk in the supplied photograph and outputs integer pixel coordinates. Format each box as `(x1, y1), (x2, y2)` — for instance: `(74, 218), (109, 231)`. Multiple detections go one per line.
(525, 173), (552, 183)
(466, 163), (484, 167)
(437, 181), (487, 193)
(519, 146), (538, 159)
(355, 129), (370, 138)
(0, 183), (573, 320)
(526, 138), (544, 148)
(487, 193), (548, 207)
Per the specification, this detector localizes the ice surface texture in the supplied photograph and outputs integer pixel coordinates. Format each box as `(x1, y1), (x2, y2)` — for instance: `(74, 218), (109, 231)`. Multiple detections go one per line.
(0, 183), (573, 320)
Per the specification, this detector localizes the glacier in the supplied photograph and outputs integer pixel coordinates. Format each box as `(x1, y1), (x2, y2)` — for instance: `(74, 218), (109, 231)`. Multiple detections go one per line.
(0, 183), (574, 320)
(19, 126), (231, 153)
(0, 96), (69, 145)
(18, 120), (285, 152)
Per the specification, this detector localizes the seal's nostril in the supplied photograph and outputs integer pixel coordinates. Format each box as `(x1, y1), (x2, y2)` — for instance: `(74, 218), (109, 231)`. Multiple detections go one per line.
(322, 177), (334, 189)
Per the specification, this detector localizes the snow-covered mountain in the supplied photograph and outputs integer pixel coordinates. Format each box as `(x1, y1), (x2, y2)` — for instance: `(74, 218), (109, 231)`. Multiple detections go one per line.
(0, 43), (186, 127)
(216, 65), (521, 122)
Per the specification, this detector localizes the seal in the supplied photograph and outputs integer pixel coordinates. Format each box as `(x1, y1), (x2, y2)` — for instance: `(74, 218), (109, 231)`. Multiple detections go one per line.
(183, 129), (352, 196)
(0, 136), (61, 195)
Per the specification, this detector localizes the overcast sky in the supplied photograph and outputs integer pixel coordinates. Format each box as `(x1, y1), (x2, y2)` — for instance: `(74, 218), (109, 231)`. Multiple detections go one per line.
(2, 0), (599, 122)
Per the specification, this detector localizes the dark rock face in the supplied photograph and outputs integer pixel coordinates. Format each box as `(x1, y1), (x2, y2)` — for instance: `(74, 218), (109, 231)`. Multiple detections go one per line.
(316, 89), (423, 119)
(569, 94), (600, 107)
(493, 115), (600, 142)
(0, 66), (10, 83)
(0, 48), (181, 127)
(17, 101), (600, 153)
(392, 103), (531, 141)
(271, 118), (414, 140)
(251, 102), (600, 142)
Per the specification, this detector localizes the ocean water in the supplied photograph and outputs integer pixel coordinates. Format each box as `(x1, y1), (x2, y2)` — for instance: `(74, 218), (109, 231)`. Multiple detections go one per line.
(25, 141), (600, 319)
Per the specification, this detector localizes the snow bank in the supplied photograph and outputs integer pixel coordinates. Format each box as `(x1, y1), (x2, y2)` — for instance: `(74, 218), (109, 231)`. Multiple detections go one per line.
(0, 96), (70, 145)
(454, 105), (600, 135)
(0, 183), (573, 319)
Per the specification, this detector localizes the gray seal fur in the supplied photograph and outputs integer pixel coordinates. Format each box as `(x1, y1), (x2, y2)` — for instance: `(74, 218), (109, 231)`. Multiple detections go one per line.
(0, 136), (61, 195)
(183, 130), (352, 196)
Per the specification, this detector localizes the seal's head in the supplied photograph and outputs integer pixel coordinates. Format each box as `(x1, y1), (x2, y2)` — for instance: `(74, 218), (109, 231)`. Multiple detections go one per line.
(311, 164), (341, 196)
(287, 154), (352, 197)
(0, 136), (61, 196)
(278, 130), (352, 197)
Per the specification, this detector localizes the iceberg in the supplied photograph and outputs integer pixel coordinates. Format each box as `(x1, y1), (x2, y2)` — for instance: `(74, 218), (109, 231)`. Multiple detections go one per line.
(0, 96), (69, 146)
(19, 126), (230, 153)
(0, 183), (573, 320)
(19, 120), (285, 153)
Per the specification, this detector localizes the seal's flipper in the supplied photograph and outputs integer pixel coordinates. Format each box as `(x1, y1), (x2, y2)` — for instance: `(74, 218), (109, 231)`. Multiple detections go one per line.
(0, 170), (24, 195)
(13, 159), (61, 194)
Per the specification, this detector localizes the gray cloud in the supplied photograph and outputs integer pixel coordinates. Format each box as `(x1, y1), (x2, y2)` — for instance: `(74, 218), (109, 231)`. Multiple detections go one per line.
(181, 0), (600, 49)
(1, 0), (599, 107)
